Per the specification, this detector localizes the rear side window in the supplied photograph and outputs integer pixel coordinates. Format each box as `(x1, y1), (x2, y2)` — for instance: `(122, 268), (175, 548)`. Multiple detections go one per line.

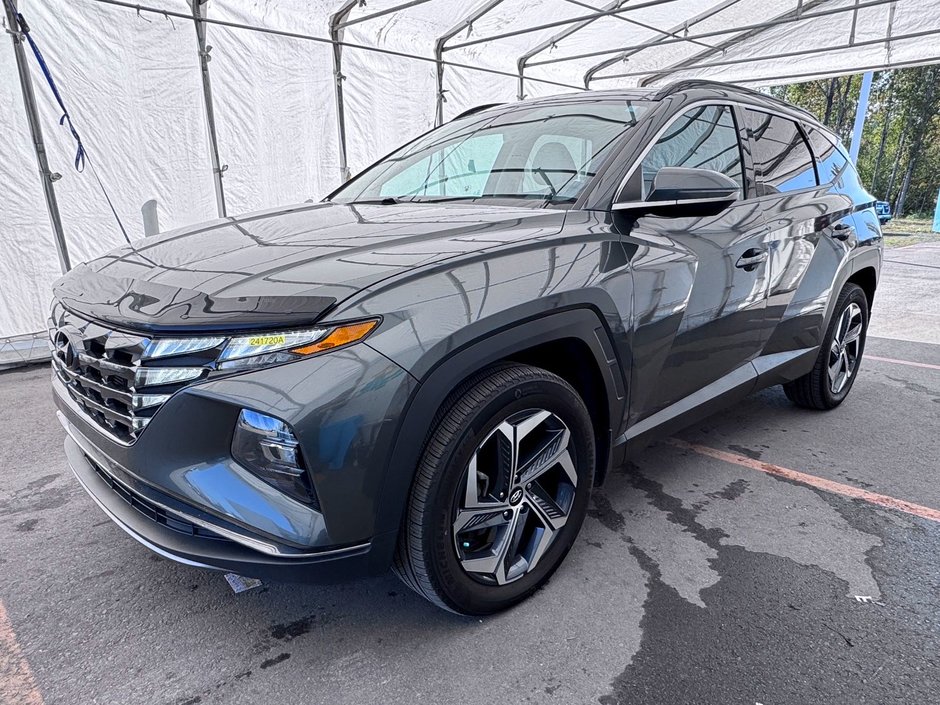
(806, 128), (849, 185)
(745, 110), (817, 194)
(641, 105), (745, 198)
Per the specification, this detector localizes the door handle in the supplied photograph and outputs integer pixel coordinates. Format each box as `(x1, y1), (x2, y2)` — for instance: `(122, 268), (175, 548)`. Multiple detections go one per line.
(831, 222), (854, 241)
(735, 248), (768, 271)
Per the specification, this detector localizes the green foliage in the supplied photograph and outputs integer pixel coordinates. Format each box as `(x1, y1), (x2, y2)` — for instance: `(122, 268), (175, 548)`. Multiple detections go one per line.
(769, 66), (940, 218)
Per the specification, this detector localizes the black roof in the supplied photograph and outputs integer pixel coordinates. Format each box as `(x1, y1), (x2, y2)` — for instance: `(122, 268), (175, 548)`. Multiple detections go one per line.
(453, 79), (823, 131)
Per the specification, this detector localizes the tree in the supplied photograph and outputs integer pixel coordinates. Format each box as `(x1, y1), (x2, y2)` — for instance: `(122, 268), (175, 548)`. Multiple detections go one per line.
(769, 66), (940, 217)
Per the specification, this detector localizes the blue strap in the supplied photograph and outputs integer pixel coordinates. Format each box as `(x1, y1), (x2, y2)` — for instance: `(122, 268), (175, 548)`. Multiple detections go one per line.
(5, 0), (131, 244)
(4, 0), (86, 172)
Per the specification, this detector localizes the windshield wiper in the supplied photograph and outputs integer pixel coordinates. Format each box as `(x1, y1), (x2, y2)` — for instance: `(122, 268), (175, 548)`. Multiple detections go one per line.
(344, 197), (405, 205)
(533, 167), (557, 200)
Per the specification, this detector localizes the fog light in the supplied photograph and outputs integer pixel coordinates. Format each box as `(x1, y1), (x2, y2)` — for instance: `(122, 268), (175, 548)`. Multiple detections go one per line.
(232, 409), (317, 506)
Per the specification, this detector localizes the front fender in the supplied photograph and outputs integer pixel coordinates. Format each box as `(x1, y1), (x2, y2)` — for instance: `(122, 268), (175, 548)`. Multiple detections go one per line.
(364, 306), (628, 570)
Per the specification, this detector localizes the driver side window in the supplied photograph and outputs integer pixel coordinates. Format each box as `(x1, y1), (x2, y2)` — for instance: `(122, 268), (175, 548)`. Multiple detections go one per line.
(641, 105), (745, 198)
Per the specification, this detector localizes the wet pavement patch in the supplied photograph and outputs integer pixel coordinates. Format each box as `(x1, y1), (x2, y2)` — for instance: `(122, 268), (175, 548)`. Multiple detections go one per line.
(270, 615), (317, 641)
(599, 486), (940, 705)
(259, 653), (291, 669)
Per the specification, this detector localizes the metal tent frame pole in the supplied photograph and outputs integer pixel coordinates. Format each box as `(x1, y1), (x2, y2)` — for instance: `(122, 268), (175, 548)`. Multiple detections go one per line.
(90, 0), (582, 92)
(191, 0), (227, 217)
(725, 55), (940, 86)
(583, 0), (743, 87)
(330, 0), (360, 183)
(525, 0), (893, 73)
(516, 0), (629, 100)
(434, 0), (508, 126)
(4, 0), (71, 273)
(589, 28), (940, 82)
(561, 0), (718, 53)
(334, 0), (434, 29)
(637, 0), (830, 87)
(444, 0), (684, 53)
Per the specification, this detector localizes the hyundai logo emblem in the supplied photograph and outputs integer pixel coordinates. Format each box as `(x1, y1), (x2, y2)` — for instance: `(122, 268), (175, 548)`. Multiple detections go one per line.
(509, 487), (524, 506)
(55, 333), (75, 368)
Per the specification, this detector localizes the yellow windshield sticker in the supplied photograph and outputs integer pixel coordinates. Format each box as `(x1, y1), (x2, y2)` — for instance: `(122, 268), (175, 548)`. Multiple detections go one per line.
(247, 334), (286, 347)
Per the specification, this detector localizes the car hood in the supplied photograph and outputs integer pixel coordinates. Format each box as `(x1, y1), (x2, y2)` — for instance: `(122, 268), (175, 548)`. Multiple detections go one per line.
(53, 202), (565, 333)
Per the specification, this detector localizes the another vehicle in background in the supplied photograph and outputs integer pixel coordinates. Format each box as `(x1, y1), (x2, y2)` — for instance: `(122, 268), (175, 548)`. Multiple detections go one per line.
(876, 201), (892, 224)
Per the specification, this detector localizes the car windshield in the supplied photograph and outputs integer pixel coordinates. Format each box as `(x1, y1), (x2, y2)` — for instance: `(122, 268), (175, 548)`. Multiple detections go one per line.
(330, 99), (652, 206)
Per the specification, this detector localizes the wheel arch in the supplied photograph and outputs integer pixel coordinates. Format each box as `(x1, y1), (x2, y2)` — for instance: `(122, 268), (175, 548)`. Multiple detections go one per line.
(846, 265), (878, 312)
(369, 306), (627, 569)
(820, 248), (881, 341)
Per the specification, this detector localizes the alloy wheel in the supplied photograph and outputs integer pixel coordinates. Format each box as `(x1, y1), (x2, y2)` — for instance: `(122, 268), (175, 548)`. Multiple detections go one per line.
(452, 408), (578, 586)
(828, 302), (864, 394)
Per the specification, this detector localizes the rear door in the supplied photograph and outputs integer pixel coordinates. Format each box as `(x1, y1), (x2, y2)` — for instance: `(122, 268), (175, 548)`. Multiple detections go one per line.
(744, 111), (857, 363)
(624, 103), (771, 423)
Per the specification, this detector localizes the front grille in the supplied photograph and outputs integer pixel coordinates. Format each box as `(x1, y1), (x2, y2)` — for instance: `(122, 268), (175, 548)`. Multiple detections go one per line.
(49, 304), (222, 443)
(88, 456), (229, 542)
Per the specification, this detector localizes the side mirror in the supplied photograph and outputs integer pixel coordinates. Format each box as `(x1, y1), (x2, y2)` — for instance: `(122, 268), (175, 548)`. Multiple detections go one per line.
(614, 166), (739, 218)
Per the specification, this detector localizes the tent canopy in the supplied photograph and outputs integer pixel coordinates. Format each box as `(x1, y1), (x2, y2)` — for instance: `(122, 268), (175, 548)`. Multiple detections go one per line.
(2, 0), (938, 341)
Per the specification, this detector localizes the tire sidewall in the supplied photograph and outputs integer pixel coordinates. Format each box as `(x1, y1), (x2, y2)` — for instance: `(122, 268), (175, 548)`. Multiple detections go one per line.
(822, 285), (869, 406)
(421, 374), (595, 614)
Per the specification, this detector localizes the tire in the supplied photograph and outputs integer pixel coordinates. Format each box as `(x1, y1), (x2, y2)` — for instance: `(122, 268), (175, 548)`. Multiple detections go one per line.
(783, 282), (869, 410)
(393, 363), (595, 615)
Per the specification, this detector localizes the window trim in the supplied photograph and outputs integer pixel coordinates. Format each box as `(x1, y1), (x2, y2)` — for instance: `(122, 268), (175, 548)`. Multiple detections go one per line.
(742, 108), (820, 196)
(613, 99), (751, 207)
(804, 125), (854, 187)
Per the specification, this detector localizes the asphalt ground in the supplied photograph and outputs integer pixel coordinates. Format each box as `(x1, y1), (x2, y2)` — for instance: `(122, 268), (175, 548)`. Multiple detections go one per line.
(1, 243), (939, 705)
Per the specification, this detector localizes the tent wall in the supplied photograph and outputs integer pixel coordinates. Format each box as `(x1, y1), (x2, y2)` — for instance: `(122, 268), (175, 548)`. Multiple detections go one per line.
(3, 0), (939, 343)
(208, 0), (341, 210)
(1, 0), (216, 339)
(1, 26), (59, 339)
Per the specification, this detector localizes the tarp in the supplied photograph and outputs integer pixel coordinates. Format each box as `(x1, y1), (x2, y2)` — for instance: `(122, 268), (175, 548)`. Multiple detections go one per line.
(2, 0), (939, 338)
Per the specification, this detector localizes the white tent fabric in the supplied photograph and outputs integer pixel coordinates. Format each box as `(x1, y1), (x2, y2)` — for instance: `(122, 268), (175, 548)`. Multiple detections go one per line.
(2, 0), (939, 340)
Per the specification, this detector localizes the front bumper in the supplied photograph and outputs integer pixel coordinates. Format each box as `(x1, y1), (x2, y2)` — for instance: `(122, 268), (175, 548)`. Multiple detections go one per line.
(63, 425), (379, 580)
(55, 342), (416, 581)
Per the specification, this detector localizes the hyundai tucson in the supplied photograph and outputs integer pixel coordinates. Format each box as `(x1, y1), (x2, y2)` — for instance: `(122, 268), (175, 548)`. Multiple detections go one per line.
(50, 81), (882, 614)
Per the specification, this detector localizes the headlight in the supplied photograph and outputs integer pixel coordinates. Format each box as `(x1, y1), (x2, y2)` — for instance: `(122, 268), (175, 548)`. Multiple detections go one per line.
(143, 336), (225, 360)
(216, 319), (379, 370)
(232, 409), (316, 505)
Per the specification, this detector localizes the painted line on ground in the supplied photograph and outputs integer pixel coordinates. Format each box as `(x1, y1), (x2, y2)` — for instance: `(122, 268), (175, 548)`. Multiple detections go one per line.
(867, 335), (940, 347)
(0, 600), (44, 705)
(668, 438), (940, 525)
(865, 355), (940, 371)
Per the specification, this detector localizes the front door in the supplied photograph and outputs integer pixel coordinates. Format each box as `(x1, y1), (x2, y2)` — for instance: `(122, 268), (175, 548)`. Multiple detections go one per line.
(623, 103), (771, 424)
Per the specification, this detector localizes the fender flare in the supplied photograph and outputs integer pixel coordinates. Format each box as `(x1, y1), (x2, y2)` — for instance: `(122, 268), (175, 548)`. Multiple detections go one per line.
(821, 247), (882, 335)
(367, 306), (627, 569)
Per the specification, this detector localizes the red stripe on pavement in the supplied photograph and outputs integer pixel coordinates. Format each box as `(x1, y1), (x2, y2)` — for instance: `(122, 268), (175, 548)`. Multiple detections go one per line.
(668, 438), (940, 524)
(0, 600), (44, 705)
(866, 355), (940, 371)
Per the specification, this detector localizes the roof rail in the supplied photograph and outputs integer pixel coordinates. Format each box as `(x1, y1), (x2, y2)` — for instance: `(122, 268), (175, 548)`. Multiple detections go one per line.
(651, 79), (819, 124)
(451, 103), (504, 120)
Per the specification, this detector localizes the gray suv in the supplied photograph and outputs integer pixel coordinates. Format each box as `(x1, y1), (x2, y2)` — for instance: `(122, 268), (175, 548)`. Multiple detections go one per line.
(51, 81), (882, 614)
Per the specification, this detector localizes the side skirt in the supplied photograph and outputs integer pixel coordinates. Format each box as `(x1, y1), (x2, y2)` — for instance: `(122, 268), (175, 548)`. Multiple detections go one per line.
(612, 345), (819, 462)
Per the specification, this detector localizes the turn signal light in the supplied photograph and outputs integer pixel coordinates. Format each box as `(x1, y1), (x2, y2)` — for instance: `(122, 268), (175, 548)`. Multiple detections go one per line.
(291, 320), (378, 355)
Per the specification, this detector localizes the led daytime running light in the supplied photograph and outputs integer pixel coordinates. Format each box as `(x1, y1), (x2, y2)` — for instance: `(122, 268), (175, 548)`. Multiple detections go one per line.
(218, 328), (329, 362)
(142, 336), (225, 360)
